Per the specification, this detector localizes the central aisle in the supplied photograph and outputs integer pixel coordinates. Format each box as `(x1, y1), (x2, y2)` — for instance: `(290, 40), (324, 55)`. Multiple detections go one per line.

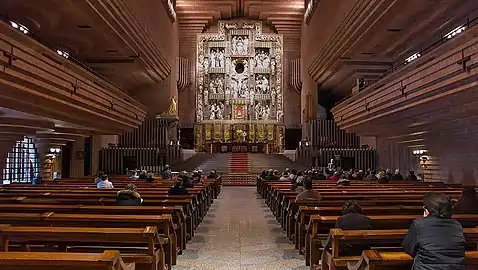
(173, 186), (307, 270)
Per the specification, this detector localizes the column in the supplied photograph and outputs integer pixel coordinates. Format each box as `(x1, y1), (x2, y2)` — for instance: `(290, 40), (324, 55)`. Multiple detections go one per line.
(70, 138), (86, 178)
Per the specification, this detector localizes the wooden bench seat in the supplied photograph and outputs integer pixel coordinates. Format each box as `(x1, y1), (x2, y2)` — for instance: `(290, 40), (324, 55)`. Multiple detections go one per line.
(0, 204), (188, 252)
(322, 228), (478, 270)
(0, 225), (164, 270)
(347, 250), (478, 270)
(0, 212), (176, 268)
(295, 205), (423, 254)
(0, 250), (135, 270)
(306, 214), (478, 267)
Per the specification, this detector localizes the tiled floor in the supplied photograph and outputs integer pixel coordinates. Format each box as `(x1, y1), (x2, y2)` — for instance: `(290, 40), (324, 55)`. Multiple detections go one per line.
(173, 186), (308, 270)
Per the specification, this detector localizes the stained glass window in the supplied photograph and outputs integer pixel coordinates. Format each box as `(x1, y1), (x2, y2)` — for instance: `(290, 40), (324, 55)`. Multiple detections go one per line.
(2, 137), (39, 185)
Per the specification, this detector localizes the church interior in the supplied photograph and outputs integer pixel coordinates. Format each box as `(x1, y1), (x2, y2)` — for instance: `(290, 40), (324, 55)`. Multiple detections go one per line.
(1, 0), (478, 269)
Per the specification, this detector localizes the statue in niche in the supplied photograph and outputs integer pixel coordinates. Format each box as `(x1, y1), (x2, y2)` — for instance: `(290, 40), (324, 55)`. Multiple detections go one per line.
(217, 101), (225, 119)
(209, 80), (217, 94)
(232, 36), (249, 54)
(216, 76), (224, 93)
(255, 50), (270, 69)
(210, 50), (217, 68)
(210, 48), (225, 68)
(218, 49), (225, 67)
(254, 102), (269, 120)
(255, 75), (269, 94)
(264, 105), (271, 120)
(276, 111), (284, 122)
(271, 58), (276, 73)
(209, 102), (218, 120)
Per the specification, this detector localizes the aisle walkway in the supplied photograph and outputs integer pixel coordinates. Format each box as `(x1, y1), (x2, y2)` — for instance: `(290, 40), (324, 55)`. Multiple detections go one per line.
(173, 187), (307, 270)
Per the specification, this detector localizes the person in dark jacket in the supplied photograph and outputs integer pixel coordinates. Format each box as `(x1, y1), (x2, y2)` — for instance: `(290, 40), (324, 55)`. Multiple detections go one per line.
(391, 169), (404, 180)
(406, 170), (418, 181)
(265, 169), (279, 180)
(335, 200), (372, 256)
(453, 187), (478, 214)
(138, 170), (148, 180)
(207, 170), (218, 179)
(182, 177), (194, 188)
(402, 193), (465, 270)
(168, 180), (188, 195)
(116, 183), (142, 205)
(146, 173), (155, 182)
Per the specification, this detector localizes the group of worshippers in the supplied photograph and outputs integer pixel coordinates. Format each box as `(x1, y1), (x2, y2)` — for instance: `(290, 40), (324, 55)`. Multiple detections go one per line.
(260, 167), (419, 187)
(324, 190), (478, 269)
(168, 169), (220, 195)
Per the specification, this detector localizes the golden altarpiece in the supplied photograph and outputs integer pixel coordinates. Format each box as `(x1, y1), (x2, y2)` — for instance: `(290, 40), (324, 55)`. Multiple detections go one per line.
(194, 21), (285, 153)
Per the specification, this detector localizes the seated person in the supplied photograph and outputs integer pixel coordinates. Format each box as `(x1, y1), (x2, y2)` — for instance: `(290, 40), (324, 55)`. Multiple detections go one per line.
(97, 174), (114, 189)
(146, 173), (155, 182)
(260, 170), (267, 179)
(403, 193), (465, 269)
(207, 170), (218, 179)
(161, 165), (172, 179)
(296, 178), (322, 202)
(328, 172), (340, 182)
(138, 170), (148, 180)
(312, 169), (327, 180)
(335, 200), (372, 256)
(265, 169), (279, 180)
(377, 171), (389, 184)
(453, 187), (478, 214)
(365, 170), (378, 180)
(191, 170), (203, 183)
(168, 180), (188, 195)
(94, 171), (105, 185)
(279, 170), (290, 181)
(116, 183), (142, 205)
(391, 169), (404, 180)
(406, 170), (418, 181)
(183, 177), (194, 188)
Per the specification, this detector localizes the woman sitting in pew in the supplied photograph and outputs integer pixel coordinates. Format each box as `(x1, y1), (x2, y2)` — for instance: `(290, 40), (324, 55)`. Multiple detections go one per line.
(116, 183), (142, 205)
(402, 193), (465, 270)
(453, 187), (478, 214)
(334, 200), (372, 256)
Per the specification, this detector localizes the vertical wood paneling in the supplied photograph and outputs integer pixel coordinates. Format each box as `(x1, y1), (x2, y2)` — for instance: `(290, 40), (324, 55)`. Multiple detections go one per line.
(310, 120), (361, 148)
(99, 118), (171, 174)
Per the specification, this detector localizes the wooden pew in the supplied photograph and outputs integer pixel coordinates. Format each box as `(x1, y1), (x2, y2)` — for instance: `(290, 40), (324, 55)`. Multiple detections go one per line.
(347, 250), (478, 270)
(0, 212), (177, 268)
(306, 214), (478, 267)
(0, 204), (187, 253)
(0, 250), (135, 270)
(295, 205), (423, 255)
(322, 228), (478, 270)
(0, 225), (164, 270)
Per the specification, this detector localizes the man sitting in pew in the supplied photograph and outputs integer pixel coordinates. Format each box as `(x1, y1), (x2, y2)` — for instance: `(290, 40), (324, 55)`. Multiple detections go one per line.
(295, 178), (322, 202)
(138, 170), (148, 180)
(403, 193), (465, 270)
(97, 174), (114, 189)
(454, 187), (478, 214)
(168, 179), (188, 195)
(116, 183), (142, 205)
(207, 169), (218, 179)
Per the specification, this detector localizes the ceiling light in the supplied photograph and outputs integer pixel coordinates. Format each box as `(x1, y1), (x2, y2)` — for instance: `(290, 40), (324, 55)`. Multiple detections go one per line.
(405, 53), (421, 63)
(9, 20), (29, 34)
(444, 25), (466, 39)
(56, 49), (70, 59)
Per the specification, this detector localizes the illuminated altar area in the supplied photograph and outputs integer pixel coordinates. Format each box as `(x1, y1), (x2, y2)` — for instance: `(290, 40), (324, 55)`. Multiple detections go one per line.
(194, 21), (285, 153)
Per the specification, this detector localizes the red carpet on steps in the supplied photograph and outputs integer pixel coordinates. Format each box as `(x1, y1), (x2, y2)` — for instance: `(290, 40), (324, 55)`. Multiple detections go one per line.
(229, 153), (249, 173)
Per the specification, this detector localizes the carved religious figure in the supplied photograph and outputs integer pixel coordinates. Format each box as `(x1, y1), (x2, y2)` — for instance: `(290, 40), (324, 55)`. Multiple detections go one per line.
(209, 103), (218, 120)
(255, 50), (270, 69)
(231, 36), (249, 55)
(255, 75), (270, 94)
(209, 48), (225, 68)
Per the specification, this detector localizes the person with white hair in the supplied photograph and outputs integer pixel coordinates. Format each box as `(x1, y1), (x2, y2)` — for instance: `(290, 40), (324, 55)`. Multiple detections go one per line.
(391, 169), (404, 180)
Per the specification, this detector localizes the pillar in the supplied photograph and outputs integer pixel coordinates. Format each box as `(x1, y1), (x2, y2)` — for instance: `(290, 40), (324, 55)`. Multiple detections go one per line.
(70, 138), (85, 178)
